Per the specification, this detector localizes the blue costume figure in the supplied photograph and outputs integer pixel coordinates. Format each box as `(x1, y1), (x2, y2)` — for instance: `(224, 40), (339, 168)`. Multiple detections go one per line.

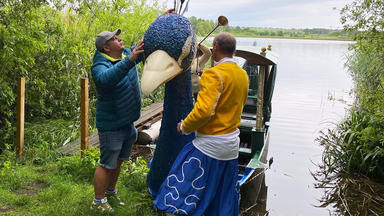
(141, 14), (196, 196)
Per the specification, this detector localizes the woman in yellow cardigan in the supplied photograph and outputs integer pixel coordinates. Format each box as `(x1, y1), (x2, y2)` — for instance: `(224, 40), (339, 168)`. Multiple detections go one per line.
(153, 32), (249, 216)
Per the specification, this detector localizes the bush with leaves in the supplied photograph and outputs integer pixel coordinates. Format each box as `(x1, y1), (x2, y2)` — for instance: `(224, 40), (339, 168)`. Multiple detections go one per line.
(57, 147), (100, 182)
(120, 157), (149, 191)
(0, 0), (163, 149)
(341, 0), (384, 179)
(318, 109), (384, 180)
(119, 157), (160, 215)
(315, 0), (384, 213)
(317, 0), (384, 180)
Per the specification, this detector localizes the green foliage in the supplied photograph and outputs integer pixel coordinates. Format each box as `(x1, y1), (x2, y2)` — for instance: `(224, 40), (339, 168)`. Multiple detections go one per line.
(342, 0), (384, 180)
(0, 161), (42, 191)
(315, 2), (384, 213)
(120, 157), (149, 191)
(0, 0), (164, 212)
(0, 159), (12, 177)
(25, 118), (77, 145)
(142, 85), (165, 107)
(319, 109), (384, 179)
(57, 147), (100, 182)
(0, 147), (163, 215)
(341, 0), (384, 39)
(315, 109), (384, 214)
(317, 0), (384, 180)
(119, 157), (162, 215)
(2, 118), (79, 165)
(0, 0), (162, 149)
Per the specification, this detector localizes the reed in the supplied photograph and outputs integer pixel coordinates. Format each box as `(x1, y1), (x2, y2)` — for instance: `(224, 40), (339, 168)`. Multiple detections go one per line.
(313, 109), (384, 215)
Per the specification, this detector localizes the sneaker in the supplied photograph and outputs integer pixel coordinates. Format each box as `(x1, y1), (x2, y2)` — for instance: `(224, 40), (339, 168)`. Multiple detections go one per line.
(90, 198), (114, 213)
(106, 191), (125, 206)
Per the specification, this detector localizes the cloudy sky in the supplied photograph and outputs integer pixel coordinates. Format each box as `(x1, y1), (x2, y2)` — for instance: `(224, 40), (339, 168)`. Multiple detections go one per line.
(159, 0), (354, 29)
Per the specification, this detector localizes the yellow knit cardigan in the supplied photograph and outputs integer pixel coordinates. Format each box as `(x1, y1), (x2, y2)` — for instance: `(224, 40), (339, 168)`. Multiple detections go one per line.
(183, 62), (249, 135)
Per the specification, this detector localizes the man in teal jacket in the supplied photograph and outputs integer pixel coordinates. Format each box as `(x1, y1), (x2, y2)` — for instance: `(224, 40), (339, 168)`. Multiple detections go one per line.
(90, 28), (144, 212)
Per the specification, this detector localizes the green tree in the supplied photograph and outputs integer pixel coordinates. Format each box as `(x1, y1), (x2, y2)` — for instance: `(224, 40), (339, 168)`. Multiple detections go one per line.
(318, 0), (384, 181)
(0, 0), (161, 149)
(342, 0), (384, 179)
(195, 21), (212, 36)
(314, 1), (384, 214)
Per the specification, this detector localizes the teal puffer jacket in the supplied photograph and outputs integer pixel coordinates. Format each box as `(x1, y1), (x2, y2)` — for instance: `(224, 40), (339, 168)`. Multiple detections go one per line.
(91, 47), (142, 131)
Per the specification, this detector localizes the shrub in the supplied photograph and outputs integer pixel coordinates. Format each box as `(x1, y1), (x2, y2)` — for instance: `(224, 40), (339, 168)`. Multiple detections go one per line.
(57, 147), (100, 183)
(0, 0), (162, 149)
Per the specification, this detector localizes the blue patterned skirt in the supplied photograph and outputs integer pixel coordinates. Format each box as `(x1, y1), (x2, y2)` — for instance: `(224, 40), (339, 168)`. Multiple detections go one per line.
(153, 142), (240, 216)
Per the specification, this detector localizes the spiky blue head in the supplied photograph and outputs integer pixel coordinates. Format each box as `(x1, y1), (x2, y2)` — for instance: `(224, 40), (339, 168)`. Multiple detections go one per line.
(144, 14), (196, 70)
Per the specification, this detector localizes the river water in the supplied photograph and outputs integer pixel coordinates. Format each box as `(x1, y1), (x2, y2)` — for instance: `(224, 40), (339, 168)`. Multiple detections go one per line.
(236, 38), (354, 215)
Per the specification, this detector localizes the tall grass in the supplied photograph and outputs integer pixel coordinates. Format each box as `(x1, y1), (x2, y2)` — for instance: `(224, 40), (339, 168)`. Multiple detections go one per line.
(314, 108), (384, 215)
(315, 108), (384, 178)
(314, 4), (384, 212)
(0, 146), (164, 216)
(0, 115), (164, 215)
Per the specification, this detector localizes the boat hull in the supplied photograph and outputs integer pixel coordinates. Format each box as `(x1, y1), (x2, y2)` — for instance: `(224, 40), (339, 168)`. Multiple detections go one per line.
(239, 125), (270, 211)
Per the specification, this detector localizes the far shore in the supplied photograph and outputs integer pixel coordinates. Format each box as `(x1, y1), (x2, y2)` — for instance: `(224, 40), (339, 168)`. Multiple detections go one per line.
(198, 34), (353, 42)
(234, 35), (353, 41)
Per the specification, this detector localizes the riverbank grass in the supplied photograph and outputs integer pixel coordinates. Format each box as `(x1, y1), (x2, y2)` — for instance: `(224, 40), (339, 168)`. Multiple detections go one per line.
(314, 109), (384, 215)
(0, 148), (163, 216)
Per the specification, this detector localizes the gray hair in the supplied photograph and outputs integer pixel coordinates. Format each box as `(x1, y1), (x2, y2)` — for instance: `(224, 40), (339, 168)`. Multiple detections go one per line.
(213, 32), (236, 55)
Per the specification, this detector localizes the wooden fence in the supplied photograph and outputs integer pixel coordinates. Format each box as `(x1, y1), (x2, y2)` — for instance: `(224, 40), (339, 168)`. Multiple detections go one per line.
(16, 77), (90, 157)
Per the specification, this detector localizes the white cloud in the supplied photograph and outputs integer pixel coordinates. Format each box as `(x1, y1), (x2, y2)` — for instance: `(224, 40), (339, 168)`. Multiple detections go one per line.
(159, 0), (354, 28)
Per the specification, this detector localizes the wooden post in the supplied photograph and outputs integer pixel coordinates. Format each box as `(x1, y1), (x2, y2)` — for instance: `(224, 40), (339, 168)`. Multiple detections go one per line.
(80, 78), (89, 156)
(16, 77), (25, 157)
(256, 66), (265, 130)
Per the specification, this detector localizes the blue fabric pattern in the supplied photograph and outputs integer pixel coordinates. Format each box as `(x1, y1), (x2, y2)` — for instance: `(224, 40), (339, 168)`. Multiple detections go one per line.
(91, 47), (142, 131)
(154, 142), (240, 216)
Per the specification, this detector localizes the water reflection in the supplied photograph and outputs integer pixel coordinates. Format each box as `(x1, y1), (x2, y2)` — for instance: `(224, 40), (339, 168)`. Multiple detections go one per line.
(237, 38), (353, 215)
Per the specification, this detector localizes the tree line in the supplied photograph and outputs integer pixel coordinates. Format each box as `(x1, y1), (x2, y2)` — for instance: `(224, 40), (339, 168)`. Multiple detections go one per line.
(189, 16), (350, 39)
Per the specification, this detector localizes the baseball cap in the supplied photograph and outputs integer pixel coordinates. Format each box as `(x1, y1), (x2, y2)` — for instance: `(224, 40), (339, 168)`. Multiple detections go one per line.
(95, 29), (121, 51)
